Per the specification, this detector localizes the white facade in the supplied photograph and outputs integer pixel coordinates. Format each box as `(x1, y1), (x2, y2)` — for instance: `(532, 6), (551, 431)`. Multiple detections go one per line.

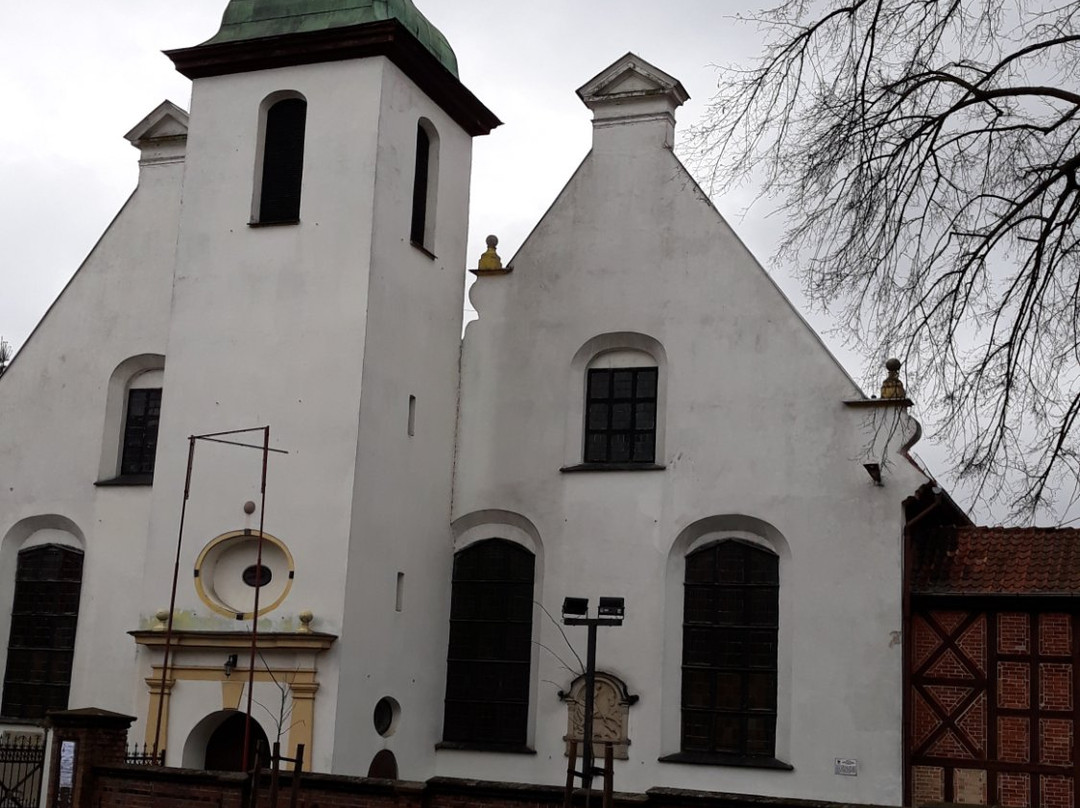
(0, 10), (927, 806)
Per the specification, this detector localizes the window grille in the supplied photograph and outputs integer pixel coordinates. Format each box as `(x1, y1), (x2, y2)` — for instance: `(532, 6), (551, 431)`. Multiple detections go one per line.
(120, 388), (162, 476)
(681, 540), (778, 757)
(585, 367), (657, 464)
(443, 539), (534, 746)
(1, 545), (84, 720)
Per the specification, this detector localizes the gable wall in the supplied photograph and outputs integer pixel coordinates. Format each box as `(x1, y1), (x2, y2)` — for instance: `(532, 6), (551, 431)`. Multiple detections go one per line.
(451, 122), (926, 800)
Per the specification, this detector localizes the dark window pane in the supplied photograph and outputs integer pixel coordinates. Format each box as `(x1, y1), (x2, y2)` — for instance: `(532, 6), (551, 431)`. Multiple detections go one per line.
(444, 540), (534, 746)
(681, 542), (778, 757)
(636, 369), (658, 398)
(583, 367), (657, 464)
(120, 388), (162, 476)
(259, 98), (306, 223)
(609, 433), (631, 462)
(587, 370), (610, 399)
(635, 403), (656, 430)
(611, 403), (633, 431)
(587, 403), (609, 431)
(585, 433), (607, 463)
(411, 124), (431, 244)
(612, 371), (634, 398)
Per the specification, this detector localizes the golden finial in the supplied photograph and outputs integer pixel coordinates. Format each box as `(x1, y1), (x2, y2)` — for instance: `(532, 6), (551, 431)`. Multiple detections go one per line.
(478, 235), (503, 271)
(298, 610), (314, 634)
(880, 358), (906, 399)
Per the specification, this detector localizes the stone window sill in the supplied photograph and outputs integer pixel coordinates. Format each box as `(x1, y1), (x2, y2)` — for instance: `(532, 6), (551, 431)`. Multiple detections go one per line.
(95, 474), (153, 487)
(658, 752), (793, 770)
(560, 463), (666, 473)
(435, 741), (536, 755)
(248, 219), (300, 228)
(411, 241), (436, 260)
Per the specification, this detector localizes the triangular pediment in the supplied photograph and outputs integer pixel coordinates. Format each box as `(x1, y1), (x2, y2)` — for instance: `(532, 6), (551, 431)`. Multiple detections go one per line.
(576, 53), (689, 107)
(124, 100), (190, 146)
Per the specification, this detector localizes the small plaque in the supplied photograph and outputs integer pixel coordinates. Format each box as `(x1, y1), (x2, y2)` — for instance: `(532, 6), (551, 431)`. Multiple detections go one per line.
(60, 741), (76, 788)
(835, 758), (858, 776)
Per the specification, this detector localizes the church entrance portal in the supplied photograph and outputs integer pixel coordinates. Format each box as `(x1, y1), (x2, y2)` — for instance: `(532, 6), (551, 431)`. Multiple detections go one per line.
(204, 712), (269, 772)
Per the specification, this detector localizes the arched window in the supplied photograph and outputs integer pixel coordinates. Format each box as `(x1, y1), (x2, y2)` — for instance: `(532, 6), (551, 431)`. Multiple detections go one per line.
(120, 369), (163, 477)
(98, 356), (165, 484)
(410, 120), (439, 250)
(682, 540), (778, 758)
(256, 96), (307, 224)
(1, 544), (83, 719)
(443, 539), (534, 747)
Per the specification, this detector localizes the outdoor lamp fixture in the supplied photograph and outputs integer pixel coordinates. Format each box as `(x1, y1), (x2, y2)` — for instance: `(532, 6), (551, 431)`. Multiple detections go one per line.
(561, 595), (626, 794)
(562, 597), (589, 620)
(224, 654), (238, 678)
(863, 462), (883, 486)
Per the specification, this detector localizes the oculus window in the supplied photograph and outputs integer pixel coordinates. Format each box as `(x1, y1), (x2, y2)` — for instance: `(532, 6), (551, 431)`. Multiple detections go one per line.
(443, 539), (534, 747)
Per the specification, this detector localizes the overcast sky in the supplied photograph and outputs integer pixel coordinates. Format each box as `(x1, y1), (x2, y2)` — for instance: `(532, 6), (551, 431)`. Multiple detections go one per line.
(0, 1), (1022, 522)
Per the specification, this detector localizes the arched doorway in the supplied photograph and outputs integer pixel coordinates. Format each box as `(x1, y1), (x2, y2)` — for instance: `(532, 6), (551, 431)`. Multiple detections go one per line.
(367, 749), (398, 779)
(203, 712), (269, 772)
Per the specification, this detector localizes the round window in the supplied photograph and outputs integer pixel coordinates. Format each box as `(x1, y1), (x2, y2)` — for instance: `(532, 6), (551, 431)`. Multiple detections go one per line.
(242, 564), (273, 588)
(373, 697), (400, 737)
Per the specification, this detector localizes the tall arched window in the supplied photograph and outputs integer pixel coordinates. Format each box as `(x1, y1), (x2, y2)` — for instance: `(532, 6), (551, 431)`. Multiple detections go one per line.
(682, 540), (778, 758)
(1, 545), (84, 719)
(443, 539), (534, 747)
(256, 96), (307, 224)
(410, 120), (439, 250)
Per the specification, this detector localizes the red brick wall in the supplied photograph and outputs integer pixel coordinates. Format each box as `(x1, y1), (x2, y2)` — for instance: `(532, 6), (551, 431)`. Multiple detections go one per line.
(909, 607), (1078, 808)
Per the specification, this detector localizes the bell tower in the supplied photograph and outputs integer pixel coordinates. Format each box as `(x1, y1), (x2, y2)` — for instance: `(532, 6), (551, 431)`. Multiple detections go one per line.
(138, 0), (499, 776)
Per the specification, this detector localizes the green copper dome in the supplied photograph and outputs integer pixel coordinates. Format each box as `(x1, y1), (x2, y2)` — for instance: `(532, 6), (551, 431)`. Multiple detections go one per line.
(203, 0), (458, 76)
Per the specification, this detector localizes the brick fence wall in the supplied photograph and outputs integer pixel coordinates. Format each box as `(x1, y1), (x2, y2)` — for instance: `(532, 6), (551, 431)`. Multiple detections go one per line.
(87, 767), (896, 808)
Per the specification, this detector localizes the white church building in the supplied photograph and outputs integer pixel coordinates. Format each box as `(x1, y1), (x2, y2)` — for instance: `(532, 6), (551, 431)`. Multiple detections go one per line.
(0, 1), (930, 804)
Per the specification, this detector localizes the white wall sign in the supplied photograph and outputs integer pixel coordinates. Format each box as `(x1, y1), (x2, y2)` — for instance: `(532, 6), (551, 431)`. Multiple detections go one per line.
(834, 758), (858, 776)
(59, 740), (76, 788)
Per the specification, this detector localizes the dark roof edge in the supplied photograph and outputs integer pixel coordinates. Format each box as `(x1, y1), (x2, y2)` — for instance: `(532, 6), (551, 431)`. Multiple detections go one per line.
(165, 19), (501, 137)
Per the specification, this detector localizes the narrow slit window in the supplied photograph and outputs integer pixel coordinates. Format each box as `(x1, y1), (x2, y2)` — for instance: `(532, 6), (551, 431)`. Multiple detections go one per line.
(408, 395), (417, 437)
(411, 125), (431, 245)
(258, 97), (307, 224)
(396, 572), (405, 612)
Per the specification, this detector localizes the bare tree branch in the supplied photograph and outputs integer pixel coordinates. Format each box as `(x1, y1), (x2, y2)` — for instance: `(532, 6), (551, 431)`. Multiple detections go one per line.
(688, 0), (1080, 518)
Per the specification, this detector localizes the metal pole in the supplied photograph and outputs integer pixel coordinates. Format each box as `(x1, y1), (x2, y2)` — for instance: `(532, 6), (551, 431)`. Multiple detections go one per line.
(152, 436), (197, 761)
(582, 620), (598, 794)
(242, 426), (271, 772)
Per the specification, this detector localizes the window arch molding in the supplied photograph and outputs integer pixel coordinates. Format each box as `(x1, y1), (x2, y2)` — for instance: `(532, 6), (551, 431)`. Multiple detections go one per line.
(564, 332), (667, 469)
(660, 515), (793, 766)
(0, 516), (85, 720)
(251, 90), (308, 225)
(98, 354), (165, 483)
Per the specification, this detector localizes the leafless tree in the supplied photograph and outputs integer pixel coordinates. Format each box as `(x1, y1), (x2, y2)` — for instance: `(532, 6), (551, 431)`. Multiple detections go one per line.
(0, 339), (10, 378)
(689, 0), (1080, 517)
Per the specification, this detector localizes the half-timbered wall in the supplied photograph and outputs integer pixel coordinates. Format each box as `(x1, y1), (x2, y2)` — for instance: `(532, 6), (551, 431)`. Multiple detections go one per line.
(910, 606), (1077, 808)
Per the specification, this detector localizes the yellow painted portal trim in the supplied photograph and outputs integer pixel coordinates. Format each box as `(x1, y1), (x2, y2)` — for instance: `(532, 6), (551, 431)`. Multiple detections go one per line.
(145, 665), (318, 767)
(131, 630), (336, 651)
(193, 530), (296, 619)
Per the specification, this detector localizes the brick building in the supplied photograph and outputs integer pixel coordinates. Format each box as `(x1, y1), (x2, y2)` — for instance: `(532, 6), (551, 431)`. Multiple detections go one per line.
(907, 486), (1080, 807)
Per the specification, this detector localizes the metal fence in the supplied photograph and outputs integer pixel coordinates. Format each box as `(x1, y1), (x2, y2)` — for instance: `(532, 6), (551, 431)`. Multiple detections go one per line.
(0, 734), (45, 808)
(125, 744), (165, 766)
